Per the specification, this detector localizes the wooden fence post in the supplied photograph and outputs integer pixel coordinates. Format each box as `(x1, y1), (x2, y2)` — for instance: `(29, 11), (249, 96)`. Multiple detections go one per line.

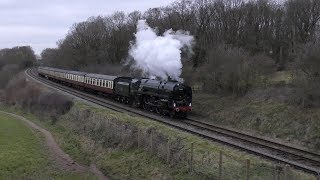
(274, 163), (281, 180)
(190, 143), (194, 172)
(137, 129), (140, 148)
(219, 150), (223, 180)
(167, 140), (170, 164)
(150, 130), (153, 152)
(284, 164), (290, 180)
(246, 159), (250, 180)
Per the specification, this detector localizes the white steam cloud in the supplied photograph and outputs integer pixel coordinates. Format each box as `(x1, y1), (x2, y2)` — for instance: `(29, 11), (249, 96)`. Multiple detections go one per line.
(128, 20), (194, 81)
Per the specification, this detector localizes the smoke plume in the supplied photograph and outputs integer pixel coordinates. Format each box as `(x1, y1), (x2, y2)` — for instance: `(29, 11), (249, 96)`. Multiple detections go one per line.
(128, 20), (194, 81)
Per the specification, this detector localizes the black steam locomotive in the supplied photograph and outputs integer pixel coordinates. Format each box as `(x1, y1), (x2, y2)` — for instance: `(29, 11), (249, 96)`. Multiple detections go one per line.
(38, 67), (192, 118)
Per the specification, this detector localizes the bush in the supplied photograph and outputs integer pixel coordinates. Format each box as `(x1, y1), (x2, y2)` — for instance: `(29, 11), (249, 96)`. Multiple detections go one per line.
(0, 64), (20, 88)
(292, 42), (320, 107)
(37, 92), (73, 115)
(4, 74), (73, 122)
(194, 45), (274, 95)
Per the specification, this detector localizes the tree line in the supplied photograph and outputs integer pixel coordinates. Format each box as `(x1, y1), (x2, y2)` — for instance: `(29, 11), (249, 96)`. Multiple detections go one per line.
(41, 0), (320, 97)
(0, 46), (36, 88)
(41, 0), (320, 68)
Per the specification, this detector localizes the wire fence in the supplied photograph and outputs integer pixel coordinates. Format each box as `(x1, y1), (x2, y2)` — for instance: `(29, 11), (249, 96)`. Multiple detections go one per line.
(135, 129), (318, 180)
(70, 107), (318, 180)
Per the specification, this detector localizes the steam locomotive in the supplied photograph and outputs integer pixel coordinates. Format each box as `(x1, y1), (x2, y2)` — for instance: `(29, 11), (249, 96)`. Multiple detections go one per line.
(38, 67), (192, 118)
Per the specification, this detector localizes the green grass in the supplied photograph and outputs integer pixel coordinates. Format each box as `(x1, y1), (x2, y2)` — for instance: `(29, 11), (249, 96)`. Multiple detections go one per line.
(0, 111), (97, 179)
(0, 103), (314, 179)
(269, 71), (293, 84)
(98, 150), (179, 180)
(0, 112), (48, 178)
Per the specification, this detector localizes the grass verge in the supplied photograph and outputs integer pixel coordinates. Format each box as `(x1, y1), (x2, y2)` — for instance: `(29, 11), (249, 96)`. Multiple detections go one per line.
(0, 102), (315, 179)
(0, 110), (96, 179)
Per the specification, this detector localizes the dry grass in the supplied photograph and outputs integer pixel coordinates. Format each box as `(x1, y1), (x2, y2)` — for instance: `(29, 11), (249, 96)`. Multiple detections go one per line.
(192, 92), (320, 153)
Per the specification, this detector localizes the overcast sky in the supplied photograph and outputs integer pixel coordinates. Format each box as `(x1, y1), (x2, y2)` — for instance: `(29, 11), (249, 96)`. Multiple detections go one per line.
(0, 0), (175, 55)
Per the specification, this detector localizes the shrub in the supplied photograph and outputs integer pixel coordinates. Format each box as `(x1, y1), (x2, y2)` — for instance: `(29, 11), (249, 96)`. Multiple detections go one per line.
(4, 74), (73, 121)
(195, 45), (274, 95)
(0, 64), (20, 88)
(292, 42), (320, 107)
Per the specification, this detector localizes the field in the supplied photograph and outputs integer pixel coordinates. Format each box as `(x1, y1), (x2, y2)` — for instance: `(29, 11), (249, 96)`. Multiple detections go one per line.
(1, 102), (314, 179)
(0, 112), (48, 178)
(0, 111), (96, 179)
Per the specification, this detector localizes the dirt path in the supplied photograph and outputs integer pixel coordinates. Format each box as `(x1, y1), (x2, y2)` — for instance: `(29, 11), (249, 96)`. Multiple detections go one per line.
(1, 111), (107, 180)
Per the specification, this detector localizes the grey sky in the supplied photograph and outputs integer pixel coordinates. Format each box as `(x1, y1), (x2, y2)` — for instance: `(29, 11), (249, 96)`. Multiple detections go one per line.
(0, 0), (175, 55)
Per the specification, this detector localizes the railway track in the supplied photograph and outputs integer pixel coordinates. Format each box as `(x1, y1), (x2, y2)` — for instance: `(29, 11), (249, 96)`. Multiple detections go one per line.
(26, 68), (320, 175)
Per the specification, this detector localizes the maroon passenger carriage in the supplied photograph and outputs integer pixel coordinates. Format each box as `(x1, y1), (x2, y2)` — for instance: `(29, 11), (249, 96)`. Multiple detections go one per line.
(38, 67), (116, 95)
